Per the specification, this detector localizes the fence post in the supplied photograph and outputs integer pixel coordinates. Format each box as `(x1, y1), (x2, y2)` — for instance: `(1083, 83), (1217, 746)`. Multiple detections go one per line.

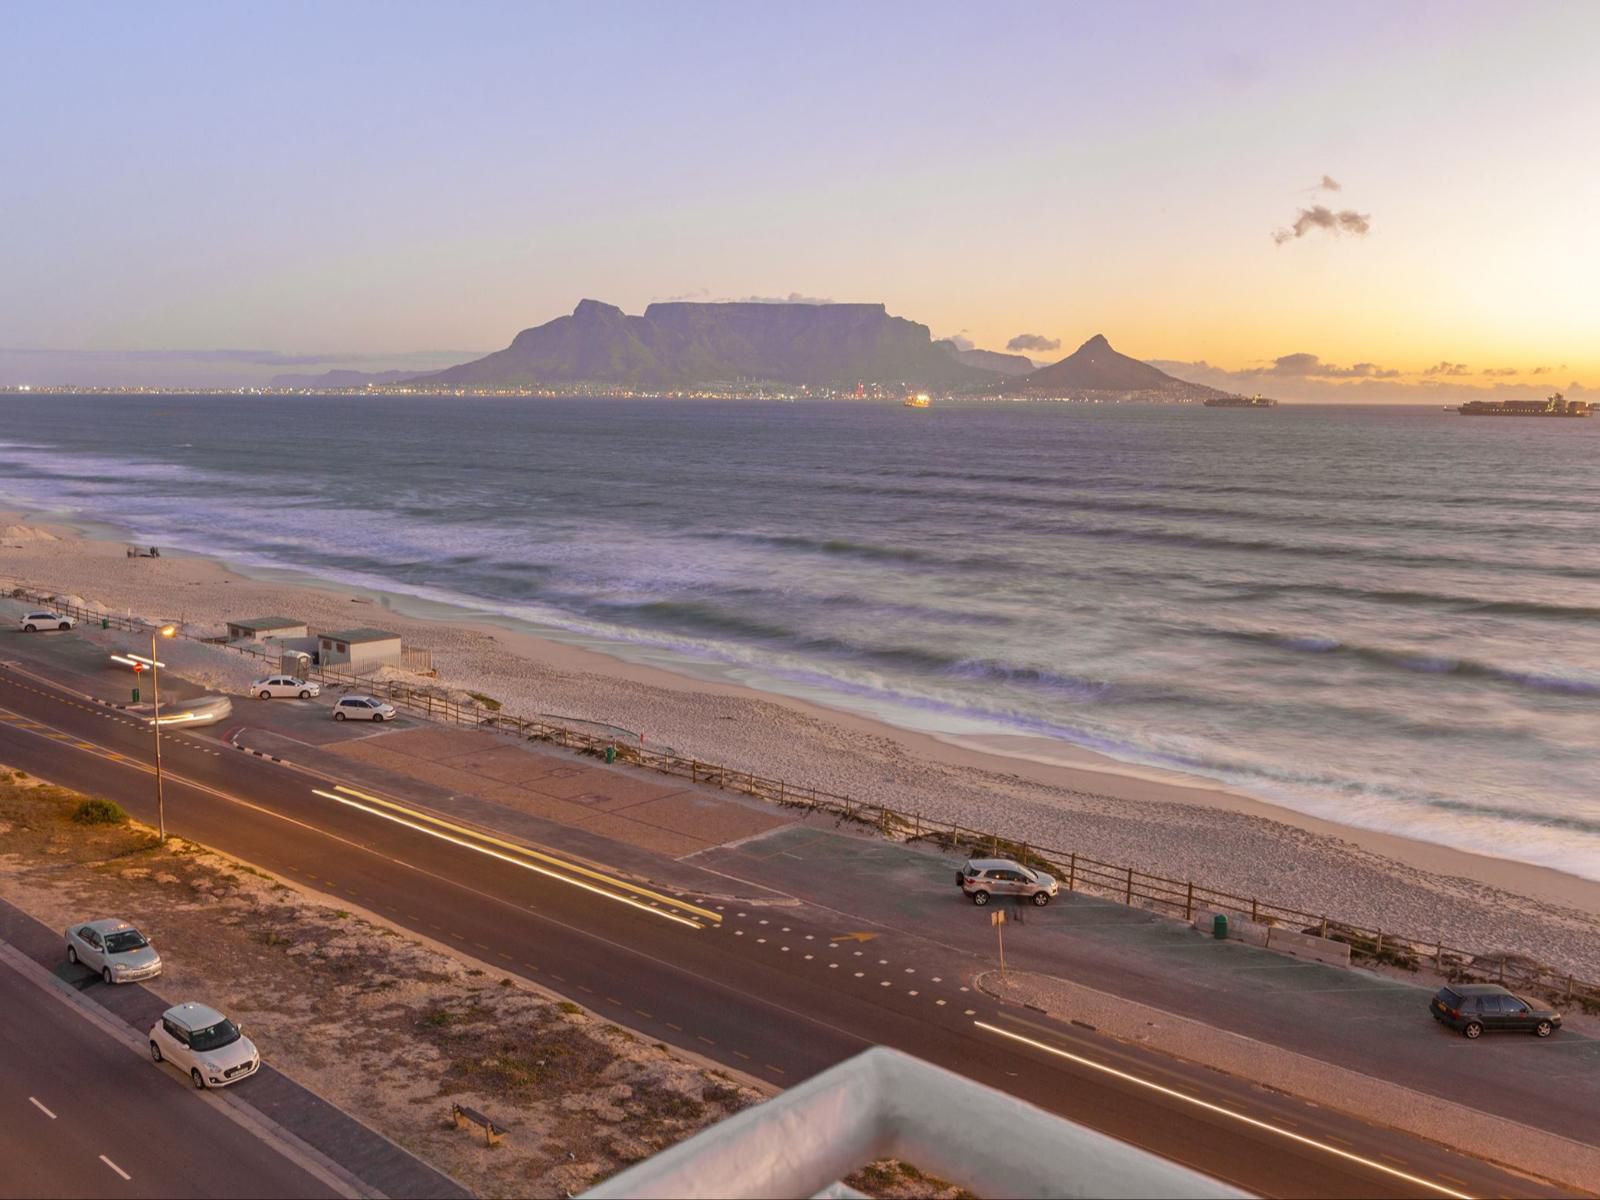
(1321, 916), (1329, 939)
(914, 811), (921, 837)
(1124, 866), (1133, 905)
(1185, 881), (1194, 922)
(1568, 976), (1574, 1004)
(1020, 841), (1028, 868)
(1068, 853), (1077, 892)
(1374, 930), (1384, 958)
(1250, 897), (1259, 923)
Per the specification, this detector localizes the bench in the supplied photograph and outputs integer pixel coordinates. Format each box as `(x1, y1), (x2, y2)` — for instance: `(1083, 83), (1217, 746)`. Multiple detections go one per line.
(450, 1102), (506, 1146)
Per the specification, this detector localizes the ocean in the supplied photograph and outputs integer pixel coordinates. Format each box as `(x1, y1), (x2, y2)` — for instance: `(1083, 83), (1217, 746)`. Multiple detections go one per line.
(1, 394), (1597, 880)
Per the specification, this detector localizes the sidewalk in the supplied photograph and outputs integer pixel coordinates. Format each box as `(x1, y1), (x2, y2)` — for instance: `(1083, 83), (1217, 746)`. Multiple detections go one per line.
(0, 896), (471, 1200)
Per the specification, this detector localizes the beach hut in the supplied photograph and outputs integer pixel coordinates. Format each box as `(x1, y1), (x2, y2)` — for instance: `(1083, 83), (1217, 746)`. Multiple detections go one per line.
(227, 616), (309, 642)
(315, 627), (403, 670)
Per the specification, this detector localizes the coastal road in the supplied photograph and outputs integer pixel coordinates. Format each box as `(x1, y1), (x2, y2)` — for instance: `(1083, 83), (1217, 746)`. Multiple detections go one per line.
(0, 951), (335, 1199)
(0, 658), (1572, 1199)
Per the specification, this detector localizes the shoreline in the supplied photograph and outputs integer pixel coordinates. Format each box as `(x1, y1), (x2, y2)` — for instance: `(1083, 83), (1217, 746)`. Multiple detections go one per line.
(2, 507), (1597, 970)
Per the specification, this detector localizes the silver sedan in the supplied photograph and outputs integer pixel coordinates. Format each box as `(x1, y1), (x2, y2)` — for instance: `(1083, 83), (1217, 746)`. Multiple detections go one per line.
(65, 918), (163, 984)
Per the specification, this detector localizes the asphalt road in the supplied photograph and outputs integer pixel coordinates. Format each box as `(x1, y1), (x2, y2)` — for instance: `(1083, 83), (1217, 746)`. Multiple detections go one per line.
(0, 956), (334, 1199)
(0, 654), (1571, 1199)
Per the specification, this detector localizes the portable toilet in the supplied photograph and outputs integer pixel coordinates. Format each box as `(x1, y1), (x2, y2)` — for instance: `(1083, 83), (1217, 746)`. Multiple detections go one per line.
(280, 649), (312, 678)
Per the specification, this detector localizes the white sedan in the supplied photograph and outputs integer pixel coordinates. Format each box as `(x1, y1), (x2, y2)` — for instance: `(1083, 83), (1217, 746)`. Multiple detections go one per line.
(250, 675), (320, 700)
(19, 610), (75, 632)
(65, 918), (163, 984)
(333, 695), (397, 722)
(149, 1002), (260, 1090)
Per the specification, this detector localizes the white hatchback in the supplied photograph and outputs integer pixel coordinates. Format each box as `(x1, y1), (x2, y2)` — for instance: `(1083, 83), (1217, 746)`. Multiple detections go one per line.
(333, 695), (397, 722)
(19, 610), (75, 632)
(250, 675), (320, 700)
(149, 1002), (260, 1089)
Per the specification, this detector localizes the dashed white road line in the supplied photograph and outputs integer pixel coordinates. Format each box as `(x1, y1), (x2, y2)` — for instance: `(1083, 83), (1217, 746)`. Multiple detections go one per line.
(29, 1096), (56, 1119)
(99, 1155), (131, 1181)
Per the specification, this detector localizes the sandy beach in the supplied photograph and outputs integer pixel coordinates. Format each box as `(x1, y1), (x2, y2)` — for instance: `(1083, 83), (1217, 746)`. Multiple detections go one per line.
(2, 512), (1597, 977)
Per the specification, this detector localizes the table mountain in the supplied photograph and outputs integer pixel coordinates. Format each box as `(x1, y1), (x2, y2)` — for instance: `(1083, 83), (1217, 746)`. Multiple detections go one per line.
(411, 300), (997, 389)
(939, 344), (1036, 376)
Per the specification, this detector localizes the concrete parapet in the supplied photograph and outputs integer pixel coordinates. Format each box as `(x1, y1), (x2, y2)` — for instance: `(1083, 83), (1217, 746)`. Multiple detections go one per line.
(1266, 926), (1351, 966)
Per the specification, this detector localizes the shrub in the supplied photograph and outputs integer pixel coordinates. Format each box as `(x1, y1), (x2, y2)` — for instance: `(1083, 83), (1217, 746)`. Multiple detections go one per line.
(72, 798), (125, 825)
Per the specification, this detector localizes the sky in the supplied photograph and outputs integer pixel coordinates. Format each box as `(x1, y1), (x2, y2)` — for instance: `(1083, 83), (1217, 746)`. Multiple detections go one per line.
(2, 0), (1597, 398)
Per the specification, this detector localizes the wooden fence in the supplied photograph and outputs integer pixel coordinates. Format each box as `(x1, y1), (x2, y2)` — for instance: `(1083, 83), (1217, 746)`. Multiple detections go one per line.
(10, 582), (1598, 1014)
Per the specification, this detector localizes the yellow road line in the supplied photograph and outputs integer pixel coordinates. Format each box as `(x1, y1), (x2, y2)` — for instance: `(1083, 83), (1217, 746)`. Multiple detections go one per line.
(312, 788), (707, 930)
(327, 783), (719, 924)
(975, 1020), (1473, 1200)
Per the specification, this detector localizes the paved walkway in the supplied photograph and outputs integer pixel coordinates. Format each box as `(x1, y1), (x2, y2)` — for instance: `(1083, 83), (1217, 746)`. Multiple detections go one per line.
(0, 896), (470, 1200)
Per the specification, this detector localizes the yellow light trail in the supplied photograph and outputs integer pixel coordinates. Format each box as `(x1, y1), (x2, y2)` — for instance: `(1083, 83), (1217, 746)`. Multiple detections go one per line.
(974, 1020), (1472, 1199)
(311, 787), (710, 930)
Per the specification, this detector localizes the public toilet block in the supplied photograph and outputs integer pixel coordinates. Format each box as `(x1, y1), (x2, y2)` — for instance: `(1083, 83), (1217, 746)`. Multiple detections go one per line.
(316, 627), (403, 670)
(227, 616), (308, 641)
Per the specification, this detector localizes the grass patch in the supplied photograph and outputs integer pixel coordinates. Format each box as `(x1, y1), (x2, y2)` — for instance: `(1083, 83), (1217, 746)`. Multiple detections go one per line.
(468, 692), (503, 712)
(557, 1001), (582, 1016)
(72, 797), (126, 825)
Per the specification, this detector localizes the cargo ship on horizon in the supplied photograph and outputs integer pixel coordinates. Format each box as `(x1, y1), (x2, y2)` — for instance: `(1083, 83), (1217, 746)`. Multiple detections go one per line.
(1456, 392), (1590, 417)
(1204, 394), (1278, 408)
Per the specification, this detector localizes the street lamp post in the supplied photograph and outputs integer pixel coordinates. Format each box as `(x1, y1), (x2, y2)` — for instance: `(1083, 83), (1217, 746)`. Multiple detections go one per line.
(151, 624), (176, 841)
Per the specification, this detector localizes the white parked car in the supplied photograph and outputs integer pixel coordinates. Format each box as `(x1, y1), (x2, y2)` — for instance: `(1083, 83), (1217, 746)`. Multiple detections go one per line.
(333, 695), (397, 722)
(65, 918), (163, 984)
(250, 675), (320, 700)
(20, 610), (75, 632)
(149, 1002), (260, 1090)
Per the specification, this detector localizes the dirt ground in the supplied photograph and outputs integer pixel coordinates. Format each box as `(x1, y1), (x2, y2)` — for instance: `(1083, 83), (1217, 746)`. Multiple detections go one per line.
(0, 768), (773, 1198)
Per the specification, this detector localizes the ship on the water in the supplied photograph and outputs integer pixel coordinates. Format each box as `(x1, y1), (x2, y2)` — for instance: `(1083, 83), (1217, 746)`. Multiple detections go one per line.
(1204, 394), (1278, 408)
(1456, 392), (1591, 417)
(903, 392), (931, 408)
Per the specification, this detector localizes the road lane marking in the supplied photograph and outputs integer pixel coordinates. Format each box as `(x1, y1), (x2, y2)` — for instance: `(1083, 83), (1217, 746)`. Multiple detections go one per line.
(975, 1020), (1472, 1200)
(327, 784), (718, 924)
(99, 1155), (131, 1181)
(313, 788), (706, 930)
(29, 1096), (56, 1118)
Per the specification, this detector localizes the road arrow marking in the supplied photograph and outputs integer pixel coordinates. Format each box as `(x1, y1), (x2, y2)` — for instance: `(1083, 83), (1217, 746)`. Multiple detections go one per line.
(830, 932), (878, 943)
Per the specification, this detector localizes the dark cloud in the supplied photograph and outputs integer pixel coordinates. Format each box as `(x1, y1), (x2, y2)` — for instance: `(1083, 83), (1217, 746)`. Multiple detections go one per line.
(1273, 205), (1372, 245)
(1265, 353), (1397, 378)
(1424, 362), (1470, 377)
(1319, 175), (1341, 191)
(1531, 366), (1551, 375)
(1006, 333), (1061, 352)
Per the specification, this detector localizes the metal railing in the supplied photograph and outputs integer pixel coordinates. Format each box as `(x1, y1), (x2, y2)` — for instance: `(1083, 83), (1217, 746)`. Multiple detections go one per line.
(9, 582), (1598, 1013)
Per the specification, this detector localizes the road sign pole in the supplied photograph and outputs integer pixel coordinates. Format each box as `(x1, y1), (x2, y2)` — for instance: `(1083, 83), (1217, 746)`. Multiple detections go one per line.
(993, 909), (1006, 977)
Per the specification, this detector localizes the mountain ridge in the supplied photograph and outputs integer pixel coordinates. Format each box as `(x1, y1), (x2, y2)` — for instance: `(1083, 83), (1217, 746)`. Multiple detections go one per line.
(414, 300), (995, 389)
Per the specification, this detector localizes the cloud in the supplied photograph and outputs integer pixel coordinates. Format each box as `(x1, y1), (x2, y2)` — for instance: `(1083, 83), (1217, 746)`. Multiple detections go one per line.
(1265, 353), (1397, 378)
(1424, 361), (1470, 376)
(1481, 367), (1519, 377)
(736, 292), (835, 304)
(1273, 205), (1372, 245)
(1006, 333), (1061, 353)
(656, 288), (710, 302)
(1318, 175), (1341, 191)
(1531, 365), (1551, 375)
(942, 332), (976, 352)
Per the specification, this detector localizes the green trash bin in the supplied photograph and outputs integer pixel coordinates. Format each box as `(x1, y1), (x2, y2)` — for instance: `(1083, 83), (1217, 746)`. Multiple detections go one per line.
(605, 744), (616, 764)
(1213, 913), (1229, 940)
(101, 617), (109, 630)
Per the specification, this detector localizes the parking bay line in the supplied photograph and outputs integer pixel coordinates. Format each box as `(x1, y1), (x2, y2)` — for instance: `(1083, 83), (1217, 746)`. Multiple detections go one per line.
(99, 1155), (131, 1181)
(29, 1096), (56, 1119)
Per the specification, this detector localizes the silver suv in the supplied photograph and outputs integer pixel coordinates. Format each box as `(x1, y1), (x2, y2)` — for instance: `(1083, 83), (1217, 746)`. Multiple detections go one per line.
(957, 858), (1060, 906)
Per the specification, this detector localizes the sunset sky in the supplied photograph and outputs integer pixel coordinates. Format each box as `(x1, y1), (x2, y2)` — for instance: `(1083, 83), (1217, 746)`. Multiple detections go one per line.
(3, 0), (1597, 396)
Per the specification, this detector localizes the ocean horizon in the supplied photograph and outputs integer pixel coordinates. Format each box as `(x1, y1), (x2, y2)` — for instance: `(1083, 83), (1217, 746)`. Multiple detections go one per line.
(1, 394), (1597, 881)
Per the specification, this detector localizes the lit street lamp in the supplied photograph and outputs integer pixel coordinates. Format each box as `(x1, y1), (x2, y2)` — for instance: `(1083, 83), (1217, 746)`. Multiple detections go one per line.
(151, 624), (176, 841)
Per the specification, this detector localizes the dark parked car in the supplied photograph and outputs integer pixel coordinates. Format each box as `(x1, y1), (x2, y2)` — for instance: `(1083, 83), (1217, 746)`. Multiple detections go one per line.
(1430, 983), (1561, 1039)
